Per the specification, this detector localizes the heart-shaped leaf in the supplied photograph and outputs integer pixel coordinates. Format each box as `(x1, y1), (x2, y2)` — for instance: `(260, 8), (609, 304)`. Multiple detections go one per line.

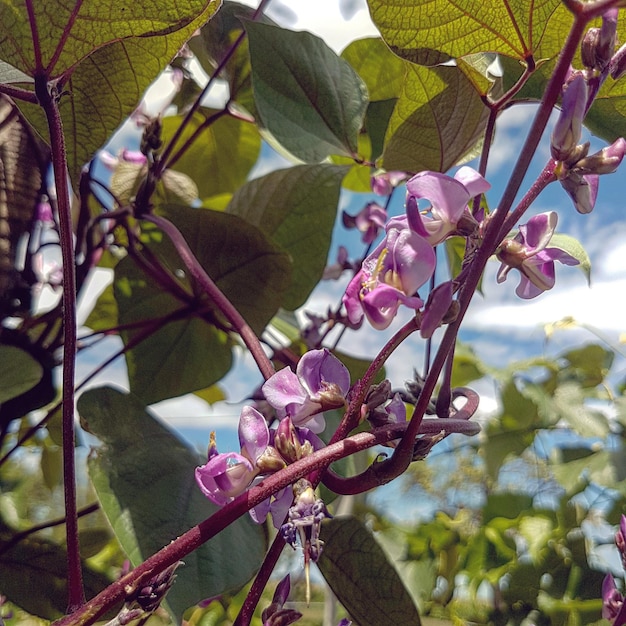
(79, 386), (266, 618)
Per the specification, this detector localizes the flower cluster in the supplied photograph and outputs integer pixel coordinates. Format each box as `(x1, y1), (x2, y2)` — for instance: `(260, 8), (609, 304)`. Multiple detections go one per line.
(550, 9), (626, 214)
(342, 167), (489, 330)
(195, 349), (349, 528)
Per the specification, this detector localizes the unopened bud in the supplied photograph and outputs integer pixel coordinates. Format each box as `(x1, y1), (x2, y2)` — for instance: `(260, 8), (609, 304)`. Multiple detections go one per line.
(256, 445), (287, 473)
(610, 43), (626, 80)
(551, 74), (588, 162)
(559, 172), (598, 214)
(582, 9), (617, 72)
(274, 417), (314, 464)
(575, 137), (626, 175)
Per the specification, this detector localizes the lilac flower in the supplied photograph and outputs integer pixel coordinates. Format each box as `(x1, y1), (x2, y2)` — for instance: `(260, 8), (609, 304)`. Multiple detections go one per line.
(262, 349), (350, 433)
(342, 202), (387, 244)
(195, 408), (284, 506)
(343, 222), (436, 330)
(404, 167), (490, 245)
(496, 212), (579, 299)
(371, 170), (408, 196)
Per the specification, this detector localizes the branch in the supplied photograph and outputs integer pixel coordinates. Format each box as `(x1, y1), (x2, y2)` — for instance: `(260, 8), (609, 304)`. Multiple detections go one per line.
(34, 72), (84, 611)
(142, 213), (275, 381)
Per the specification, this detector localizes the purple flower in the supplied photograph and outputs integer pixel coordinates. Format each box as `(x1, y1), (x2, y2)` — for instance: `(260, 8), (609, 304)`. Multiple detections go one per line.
(371, 170), (408, 196)
(404, 167), (490, 245)
(342, 202), (388, 244)
(496, 212), (579, 299)
(603, 574), (625, 622)
(195, 408), (284, 506)
(262, 349), (350, 433)
(343, 222), (436, 330)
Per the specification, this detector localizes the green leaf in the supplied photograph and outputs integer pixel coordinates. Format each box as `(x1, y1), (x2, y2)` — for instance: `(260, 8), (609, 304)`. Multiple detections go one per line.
(549, 234), (591, 285)
(561, 344), (613, 388)
(79, 386), (266, 618)
(15, 2), (219, 183)
(227, 164), (347, 309)
(160, 110), (261, 200)
(382, 63), (489, 173)
(244, 20), (369, 162)
(84, 283), (119, 332)
(367, 0), (573, 66)
(0, 345), (43, 403)
(551, 382), (609, 438)
(0, 532), (110, 619)
(0, 0), (218, 77)
(451, 342), (485, 387)
(341, 37), (405, 101)
(318, 516), (422, 626)
(584, 64), (626, 143)
(116, 206), (291, 404)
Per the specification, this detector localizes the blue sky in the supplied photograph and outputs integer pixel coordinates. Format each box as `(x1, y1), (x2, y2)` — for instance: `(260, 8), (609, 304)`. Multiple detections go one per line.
(67, 0), (626, 461)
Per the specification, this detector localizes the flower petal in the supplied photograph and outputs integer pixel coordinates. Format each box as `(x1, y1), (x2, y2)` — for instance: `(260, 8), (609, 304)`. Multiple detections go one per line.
(239, 406), (270, 461)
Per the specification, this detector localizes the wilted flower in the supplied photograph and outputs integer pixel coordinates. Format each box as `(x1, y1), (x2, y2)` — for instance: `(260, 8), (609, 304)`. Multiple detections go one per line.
(281, 479), (331, 604)
(581, 8), (617, 73)
(262, 349), (350, 433)
(404, 167), (490, 245)
(342, 202), (387, 244)
(262, 575), (302, 626)
(343, 221), (436, 330)
(496, 212), (579, 299)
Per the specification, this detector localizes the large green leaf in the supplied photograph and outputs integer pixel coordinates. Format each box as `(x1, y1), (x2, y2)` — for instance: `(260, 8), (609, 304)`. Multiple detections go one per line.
(0, 0), (216, 77)
(0, 530), (111, 619)
(161, 109), (261, 201)
(14, 3), (219, 183)
(227, 164), (347, 309)
(79, 387), (266, 619)
(116, 206), (291, 403)
(244, 21), (369, 162)
(341, 37), (405, 102)
(585, 75), (626, 144)
(0, 345), (43, 403)
(318, 516), (422, 626)
(382, 63), (489, 173)
(367, 0), (573, 66)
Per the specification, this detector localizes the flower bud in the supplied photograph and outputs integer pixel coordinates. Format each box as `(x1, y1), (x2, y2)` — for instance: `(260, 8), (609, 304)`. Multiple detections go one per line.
(582, 9), (617, 72)
(274, 417), (319, 464)
(256, 445), (287, 473)
(551, 74), (587, 162)
(610, 42), (626, 80)
(575, 137), (626, 175)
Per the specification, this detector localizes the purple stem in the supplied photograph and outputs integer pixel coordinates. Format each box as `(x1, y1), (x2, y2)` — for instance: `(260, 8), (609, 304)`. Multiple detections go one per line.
(34, 73), (84, 610)
(142, 213), (275, 381)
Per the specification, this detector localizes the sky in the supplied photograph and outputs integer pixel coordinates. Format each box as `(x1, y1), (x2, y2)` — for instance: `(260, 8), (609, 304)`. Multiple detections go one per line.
(67, 0), (626, 461)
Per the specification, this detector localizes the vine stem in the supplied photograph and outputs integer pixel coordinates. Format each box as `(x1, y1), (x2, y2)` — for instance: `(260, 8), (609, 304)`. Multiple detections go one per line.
(142, 213), (275, 380)
(51, 424), (411, 626)
(34, 73), (84, 610)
